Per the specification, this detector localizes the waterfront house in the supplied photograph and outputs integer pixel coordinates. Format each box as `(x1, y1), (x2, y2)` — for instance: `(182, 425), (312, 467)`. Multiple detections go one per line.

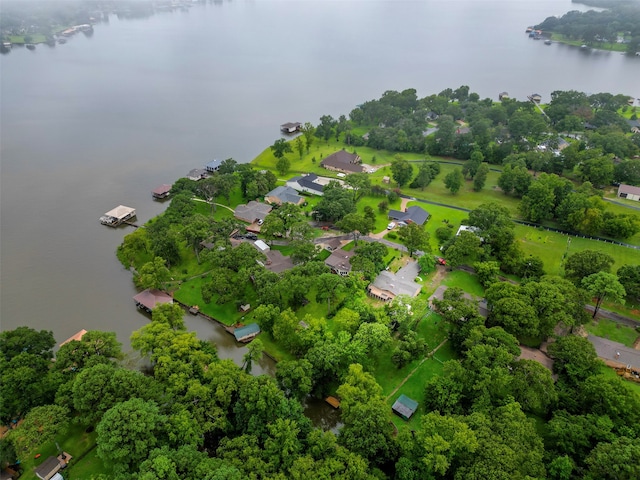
(530, 93), (542, 103)
(617, 184), (640, 201)
(186, 168), (207, 181)
(392, 394), (418, 420)
(133, 289), (173, 313)
(387, 205), (430, 226)
(264, 185), (305, 206)
(99, 205), (136, 226)
(320, 150), (365, 174)
(205, 159), (222, 174)
(324, 248), (355, 276)
(280, 122), (302, 133)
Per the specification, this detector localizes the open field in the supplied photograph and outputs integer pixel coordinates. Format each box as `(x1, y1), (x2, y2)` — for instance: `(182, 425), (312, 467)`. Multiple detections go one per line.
(586, 318), (640, 348)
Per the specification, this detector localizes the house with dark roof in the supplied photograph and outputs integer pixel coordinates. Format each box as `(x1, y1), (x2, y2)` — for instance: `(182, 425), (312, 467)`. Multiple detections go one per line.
(387, 205), (430, 226)
(287, 173), (326, 196)
(264, 186), (304, 206)
(618, 184), (640, 201)
(627, 119), (640, 134)
(320, 150), (365, 174)
(281, 122), (301, 133)
(392, 394), (418, 420)
(234, 201), (273, 223)
(324, 248), (355, 276)
(259, 249), (295, 273)
(34, 456), (63, 480)
(133, 289), (173, 313)
(205, 159), (222, 173)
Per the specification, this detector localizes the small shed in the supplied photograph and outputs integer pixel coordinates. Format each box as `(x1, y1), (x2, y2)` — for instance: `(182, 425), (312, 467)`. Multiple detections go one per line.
(233, 323), (261, 343)
(34, 456), (62, 480)
(392, 394), (418, 420)
(254, 239), (270, 253)
(382, 176), (390, 184)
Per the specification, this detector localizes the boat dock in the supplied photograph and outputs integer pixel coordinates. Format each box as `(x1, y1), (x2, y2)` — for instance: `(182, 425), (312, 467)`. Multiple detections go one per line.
(99, 205), (136, 227)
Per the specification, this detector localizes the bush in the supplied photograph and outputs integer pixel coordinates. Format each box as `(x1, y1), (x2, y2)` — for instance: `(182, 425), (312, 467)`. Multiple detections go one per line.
(387, 232), (397, 239)
(387, 191), (399, 203)
(378, 200), (389, 213)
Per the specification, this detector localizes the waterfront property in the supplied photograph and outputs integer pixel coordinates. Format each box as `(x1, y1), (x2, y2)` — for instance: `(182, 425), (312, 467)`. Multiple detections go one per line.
(133, 289), (173, 313)
(186, 168), (207, 181)
(280, 122), (301, 133)
(617, 184), (640, 201)
(387, 205), (430, 226)
(205, 159), (222, 174)
(392, 394), (418, 420)
(320, 150), (365, 174)
(99, 205), (136, 226)
(233, 323), (261, 342)
(152, 184), (172, 199)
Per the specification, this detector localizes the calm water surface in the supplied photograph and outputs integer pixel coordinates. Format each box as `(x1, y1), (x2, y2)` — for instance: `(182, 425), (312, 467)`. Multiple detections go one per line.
(2, 0), (639, 387)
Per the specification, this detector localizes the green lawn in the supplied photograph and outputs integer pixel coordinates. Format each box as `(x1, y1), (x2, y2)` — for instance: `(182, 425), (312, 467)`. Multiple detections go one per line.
(173, 276), (256, 326)
(388, 341), (458, 432)
(515, 225), (640, 276)
(441, 270), (485, 297)
(19, 423), (106, 480)
(585, 318), (640, 348)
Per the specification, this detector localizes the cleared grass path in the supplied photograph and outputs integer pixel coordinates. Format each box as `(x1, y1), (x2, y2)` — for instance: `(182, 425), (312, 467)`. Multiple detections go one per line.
(385, 338), (449, 402)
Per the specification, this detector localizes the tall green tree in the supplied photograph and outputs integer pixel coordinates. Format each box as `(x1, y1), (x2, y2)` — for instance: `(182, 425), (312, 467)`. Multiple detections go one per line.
(444, 168), (464, 194)
(581, 271), (625, 318)
(135, 256), (171, 290)
(397, 223), (430, 257)
(270, 138), (293, 160)
(564, 249), (614, 285)
(390, 157), (414, 187)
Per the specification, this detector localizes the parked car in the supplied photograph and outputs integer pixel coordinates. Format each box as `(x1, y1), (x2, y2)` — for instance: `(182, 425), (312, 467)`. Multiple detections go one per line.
(387, 222), (396, 230)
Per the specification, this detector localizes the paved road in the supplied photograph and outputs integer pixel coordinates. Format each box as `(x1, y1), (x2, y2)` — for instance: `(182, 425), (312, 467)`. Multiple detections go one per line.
(588, 335), (640, 370)
(586, 305), (640, 328)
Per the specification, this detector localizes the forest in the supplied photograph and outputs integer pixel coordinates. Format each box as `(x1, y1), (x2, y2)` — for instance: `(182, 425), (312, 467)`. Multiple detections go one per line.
(2, 86), (640, 479)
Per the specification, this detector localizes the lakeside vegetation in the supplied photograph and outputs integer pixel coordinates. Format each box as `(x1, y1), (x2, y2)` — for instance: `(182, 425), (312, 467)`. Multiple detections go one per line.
(535, 1), (640, 53)
(3, 86), (640, 479)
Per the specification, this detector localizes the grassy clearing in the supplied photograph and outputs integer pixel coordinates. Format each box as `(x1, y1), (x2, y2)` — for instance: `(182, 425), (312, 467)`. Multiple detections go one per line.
(550, 33), (628, 52)
(388, 341), (458, 432)
(173, 276), (256, 326)
(585, 318), (640, 347)
(9, 34), (47, 44)
(19, 423), (106, 480)
(514, 225), (640, 276)
(441, 270), (485, 297)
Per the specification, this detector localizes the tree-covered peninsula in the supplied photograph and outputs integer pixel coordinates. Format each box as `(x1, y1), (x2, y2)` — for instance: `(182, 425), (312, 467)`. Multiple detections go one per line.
(2, 86), (640, 480)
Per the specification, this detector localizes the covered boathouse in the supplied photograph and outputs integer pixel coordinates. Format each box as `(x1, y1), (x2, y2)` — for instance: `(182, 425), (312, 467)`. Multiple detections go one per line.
(133, 289), (173, 313)
(233, 323), (261, 343)
(99, 205), (136, 226)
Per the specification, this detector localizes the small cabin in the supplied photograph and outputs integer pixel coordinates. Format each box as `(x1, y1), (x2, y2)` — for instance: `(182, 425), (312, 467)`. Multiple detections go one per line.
(392, 394), (418, 420)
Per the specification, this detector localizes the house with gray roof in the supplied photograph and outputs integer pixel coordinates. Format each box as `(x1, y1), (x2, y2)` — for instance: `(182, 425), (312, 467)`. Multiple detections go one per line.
(234, 201), (273, 223)
(324, 248), (355, 276)
(287, 173), (326, 195)
(186, 168), (207, 181)
(320, 150), (365, 174)
(618, 184), (640, 201)
(388, 205), (430, 226)
(205, 159), (222, 173)
(367, 268), (422, 302)
(265, 186), (304, 206)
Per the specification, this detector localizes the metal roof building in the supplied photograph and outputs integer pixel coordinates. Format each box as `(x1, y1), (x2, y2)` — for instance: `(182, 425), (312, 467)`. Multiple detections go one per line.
(392, 394), (418, 420)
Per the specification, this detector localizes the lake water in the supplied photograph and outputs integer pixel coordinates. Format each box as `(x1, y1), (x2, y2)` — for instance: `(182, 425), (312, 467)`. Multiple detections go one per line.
(1, 0), (639, 379)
